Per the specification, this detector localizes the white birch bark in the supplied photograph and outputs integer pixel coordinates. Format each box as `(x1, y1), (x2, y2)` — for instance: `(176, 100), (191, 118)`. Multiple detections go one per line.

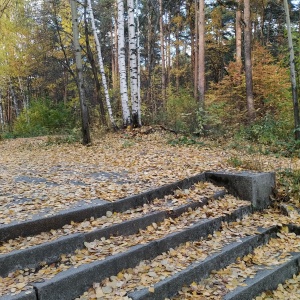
(87, 0), (117, 129)
(127, 0), (139, 127)
(117, 0), (131, 127)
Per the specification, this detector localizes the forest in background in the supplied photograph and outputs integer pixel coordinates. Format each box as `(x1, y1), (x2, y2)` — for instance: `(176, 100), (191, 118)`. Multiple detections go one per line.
(0, 0), (299, 152)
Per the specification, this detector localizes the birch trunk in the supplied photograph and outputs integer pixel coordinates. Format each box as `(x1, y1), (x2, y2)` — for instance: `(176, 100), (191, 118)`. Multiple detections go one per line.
(70, 0), (91, 145)
(283, 0), (300, 140)
(198, 0), (205, 106)
(127, 0), (140, 127)
(117, 0), (131, 127)
(112, 16), (119, 91)
(87, 0), (117, 130)
(84, 9), (107, 127)
(244, 0), (255, 122)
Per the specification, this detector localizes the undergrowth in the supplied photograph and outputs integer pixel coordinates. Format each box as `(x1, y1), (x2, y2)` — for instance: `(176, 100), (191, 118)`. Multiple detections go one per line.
(167, 136), (205, 146)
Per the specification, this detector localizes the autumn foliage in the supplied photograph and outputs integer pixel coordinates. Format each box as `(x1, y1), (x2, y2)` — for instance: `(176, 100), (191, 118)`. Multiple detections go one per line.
(207, 44), (292, 136)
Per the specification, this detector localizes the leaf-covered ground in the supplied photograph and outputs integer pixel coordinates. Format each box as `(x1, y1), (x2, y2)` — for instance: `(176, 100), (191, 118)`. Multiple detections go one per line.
(1, 131), (298, 224)
(1, 130), (300, 299)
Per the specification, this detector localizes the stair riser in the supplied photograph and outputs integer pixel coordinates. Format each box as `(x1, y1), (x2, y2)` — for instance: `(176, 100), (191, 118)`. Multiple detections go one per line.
(32, 206), (251, 300)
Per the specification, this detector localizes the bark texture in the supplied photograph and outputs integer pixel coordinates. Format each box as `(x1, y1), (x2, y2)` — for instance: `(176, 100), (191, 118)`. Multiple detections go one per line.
(70, 0), (91, 145)
(244, 0), (255, 122)
(283, 0), (300, 140)
(117, 0), (131, 127)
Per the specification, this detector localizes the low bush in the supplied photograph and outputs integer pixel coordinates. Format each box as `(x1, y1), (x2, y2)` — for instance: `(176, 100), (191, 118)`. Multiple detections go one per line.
(13, 99), (76, 137)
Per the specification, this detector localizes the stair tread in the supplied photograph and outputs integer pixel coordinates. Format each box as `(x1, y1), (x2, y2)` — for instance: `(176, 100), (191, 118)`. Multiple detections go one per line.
(0, 182), (222, 254)
(0, 194), (248, 298)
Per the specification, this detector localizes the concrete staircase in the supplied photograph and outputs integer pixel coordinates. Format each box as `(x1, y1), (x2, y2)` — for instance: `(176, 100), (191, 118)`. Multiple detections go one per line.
(2, 171), (298, 300)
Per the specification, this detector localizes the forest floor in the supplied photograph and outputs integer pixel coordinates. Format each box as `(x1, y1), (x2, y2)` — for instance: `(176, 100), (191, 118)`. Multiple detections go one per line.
(1, 129), (299, 222)
(1, 129), (300, 299)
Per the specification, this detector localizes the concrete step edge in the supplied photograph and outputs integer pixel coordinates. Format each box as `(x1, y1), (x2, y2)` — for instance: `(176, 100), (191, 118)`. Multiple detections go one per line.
(128, 226), (279, 300)
(31, 206), (252, 300)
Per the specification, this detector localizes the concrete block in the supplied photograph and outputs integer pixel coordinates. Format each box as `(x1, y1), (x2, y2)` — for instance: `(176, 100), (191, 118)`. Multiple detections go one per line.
(224, 252), (300, 300)
(205, 171), (276, 209)
(0, 173), (207, 242)
(128, 227), (278, 300)
(33, 205), (251, 300)
(0, 233), (85, 277)
(0, 290), (37, 300)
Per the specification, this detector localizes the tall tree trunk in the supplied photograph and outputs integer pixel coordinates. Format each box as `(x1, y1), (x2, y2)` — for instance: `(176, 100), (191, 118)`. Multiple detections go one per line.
(194, 0), (198, 100)
(18, 77), (26, 109)
(175, 10), (180, 94)
(128, 0), (140, 127)
(235, 0), (242, 65)
(198, 0), (205, 106)
(146, 0), (152, 107)
(283, 0), (300, 140)
(87, 0), (117, 130)
(117, 0), (131, 127)
(52, 1), (76, 83)
(159, 0), (166, 105)
(9, 78), (19, 118)
(84, 4), (107, 127)
(244, 0), (255, 122)
(70, 0), (91, 145)
(0, 92), (4, 130)
(111, 15), (119, 91)
(135, 0), (141, 126)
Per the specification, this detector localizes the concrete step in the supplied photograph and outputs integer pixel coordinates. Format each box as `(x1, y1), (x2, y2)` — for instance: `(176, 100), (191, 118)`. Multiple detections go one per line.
(171, 226), (300, 300)
(0, 171), (277, 300)
(0, 174), (208, 241)
(1, 198), (250, 299)
(0, 182), (225, 277)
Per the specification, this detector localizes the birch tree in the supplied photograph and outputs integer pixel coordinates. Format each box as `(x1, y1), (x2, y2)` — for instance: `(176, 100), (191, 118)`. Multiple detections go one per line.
(70, 0), (91, 145)
(128, 0), (140, 127)
(87, 0), (117, 130)
(283, 0), (300, 140)
(244, 0), (255, 122)
(117, 0), (131, 127)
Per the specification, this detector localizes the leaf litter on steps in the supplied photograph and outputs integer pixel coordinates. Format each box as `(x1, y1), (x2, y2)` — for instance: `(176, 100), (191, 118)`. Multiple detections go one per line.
(0, 194), (248, 297)
(0, 181), (221, 254)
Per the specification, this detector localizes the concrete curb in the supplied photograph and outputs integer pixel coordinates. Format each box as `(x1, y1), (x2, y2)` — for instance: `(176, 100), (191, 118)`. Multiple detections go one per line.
(0, 190), (225, 277)
(0, 290), (37, 300)
(223, 252), (300, 300)
(205, 171), (276, 209)
(0, 170), (275, 242)
(32, 206), (252, 300)
(0, 173), (206, 242)
(0, 234), (85, 278)
(128, 227), (278, 300)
